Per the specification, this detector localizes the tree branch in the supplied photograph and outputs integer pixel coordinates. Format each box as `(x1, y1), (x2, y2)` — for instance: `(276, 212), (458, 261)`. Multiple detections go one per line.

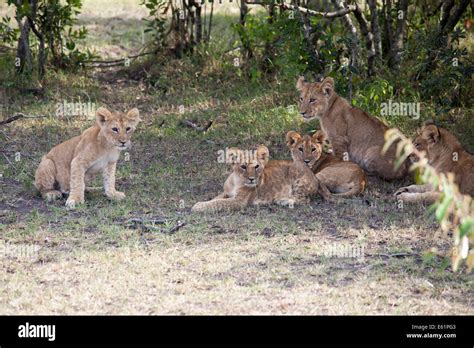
(245, 1), (357, 18)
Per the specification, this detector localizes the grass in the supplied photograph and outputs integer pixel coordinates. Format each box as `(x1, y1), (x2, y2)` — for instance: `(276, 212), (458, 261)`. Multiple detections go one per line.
(0, 0), (473, 315)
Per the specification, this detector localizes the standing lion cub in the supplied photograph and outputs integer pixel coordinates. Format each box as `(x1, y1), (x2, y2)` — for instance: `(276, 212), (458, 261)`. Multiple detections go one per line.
(34, 107), (141, 209)
(296, 76), (408, 180)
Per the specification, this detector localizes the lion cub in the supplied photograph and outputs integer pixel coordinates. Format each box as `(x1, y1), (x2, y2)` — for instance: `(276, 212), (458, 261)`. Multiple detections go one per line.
(394, 123), (474, 203)
(296, 76), (408, 180)
(35, 107), (141, 209)
(191, 145), (318, 212)
(286, 130), (366, 200)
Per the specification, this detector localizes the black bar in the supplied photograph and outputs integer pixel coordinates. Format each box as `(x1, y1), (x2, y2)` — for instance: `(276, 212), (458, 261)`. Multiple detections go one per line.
(0, 316), (472, 346)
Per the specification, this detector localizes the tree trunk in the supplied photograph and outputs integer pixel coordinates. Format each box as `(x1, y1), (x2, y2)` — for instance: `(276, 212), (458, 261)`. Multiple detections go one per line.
(353, 3), (375, 76)
(194, 1), (202, 44)
(388, 0), (408, 70)
(330, 0), (359, 70)
(368, 0), (382, 61)
(15, 9), (33, 75)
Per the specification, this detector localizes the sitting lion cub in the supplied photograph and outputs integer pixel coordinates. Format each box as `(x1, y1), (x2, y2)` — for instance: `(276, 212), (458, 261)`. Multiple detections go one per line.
(394, 122), (474, 203)
(34, 107), (141, 209)
(286, 130), (366, 200)
(296, 76), (407, 180)
(191, 145), (318, 212)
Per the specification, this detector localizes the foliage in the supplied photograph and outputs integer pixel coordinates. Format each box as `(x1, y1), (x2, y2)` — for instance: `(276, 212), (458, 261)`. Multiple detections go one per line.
(35, 0), (95, 68)
(0, 15), (18, 45)
(141, 0), (169, 47)
(2, 0), (96, 79)
(409, 27), (474, 109)
(384, 129), (474, 273)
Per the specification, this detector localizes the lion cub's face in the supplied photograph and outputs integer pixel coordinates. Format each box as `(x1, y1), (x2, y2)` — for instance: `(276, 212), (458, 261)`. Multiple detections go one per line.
(410, 124), (438, 163)
(286, 131), (325, 169)
(96, 107), (141, 150)
(230, 145), (269, 188)
(296, 76), (335, 121)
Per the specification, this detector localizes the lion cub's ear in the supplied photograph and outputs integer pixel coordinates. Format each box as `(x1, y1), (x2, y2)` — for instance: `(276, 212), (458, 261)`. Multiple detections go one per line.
(296, 76), (306, 91)
(312, 130), (327, 144)
(256, 145), (270, 166)
(96, 107), (113, 126)
(286, 131), (301, 147)
(422, 124), (440, 145)
(126, 108), (142, 123)
(320, 77), (334, 96)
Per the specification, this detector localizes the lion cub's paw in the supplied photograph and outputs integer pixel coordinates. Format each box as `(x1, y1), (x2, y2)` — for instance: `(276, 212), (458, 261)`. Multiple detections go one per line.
(43, 190), (63, 202)
(275, 198), (296, 208)
(106, 191), (126, 201)
(65, 196), (84, 209)
(394, 192), (417, 202)
(394, 185), (413, 196)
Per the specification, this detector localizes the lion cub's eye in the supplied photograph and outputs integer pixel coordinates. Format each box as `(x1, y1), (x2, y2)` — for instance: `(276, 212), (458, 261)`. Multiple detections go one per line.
(126, 127), (131, 132)
(309, 98), (316, 103)
(311, 147), (316, 152)
(254, 164), (259, 169)
(299, 97), (303, 102)
(241, 165), (247, 170)
(298, 147), (304, 152)
(112, 127), (119, 133)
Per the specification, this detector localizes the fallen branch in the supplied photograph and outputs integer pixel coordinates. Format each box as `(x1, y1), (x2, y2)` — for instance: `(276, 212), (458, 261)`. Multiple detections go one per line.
(125, 217), (186, 234)
(180, 119), (213, 132)
(126, 217), (167, 226)
(83, 50), (158, 67)
(366, 252), (416, 258)
(0, 113), (47, 126)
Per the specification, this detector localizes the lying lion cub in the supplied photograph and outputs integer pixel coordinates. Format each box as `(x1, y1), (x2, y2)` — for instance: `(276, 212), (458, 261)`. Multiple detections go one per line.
(35, 107), (141, 209)
(191, 145), (318, 212)
(395, 123), (474, 203)
(286, 130), (366, 200)
(296, 76), (407, 180)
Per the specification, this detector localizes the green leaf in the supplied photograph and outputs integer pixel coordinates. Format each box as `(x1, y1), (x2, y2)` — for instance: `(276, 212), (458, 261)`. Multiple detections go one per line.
(435, 196), (453, 222)
(459, 218), (474, 238)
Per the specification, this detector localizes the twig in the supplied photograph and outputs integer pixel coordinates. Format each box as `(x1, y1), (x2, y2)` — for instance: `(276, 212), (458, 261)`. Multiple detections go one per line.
(125, 217), (166, 233)
(126, 217), (167, 226)
(83, 50), (159, 67)
(167, 221), (187, 234)
(180, 119), (213, 132)
(366, 252), (416, 258)
(0, 113), (47, 126)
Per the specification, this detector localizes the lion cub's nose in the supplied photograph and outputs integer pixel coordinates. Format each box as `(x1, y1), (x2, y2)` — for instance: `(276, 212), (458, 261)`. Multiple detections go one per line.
(300, 111), (307, 116)
(304, 159), (310, 164)
(248, 177), (255, 182)
(120, 141), (126, 145)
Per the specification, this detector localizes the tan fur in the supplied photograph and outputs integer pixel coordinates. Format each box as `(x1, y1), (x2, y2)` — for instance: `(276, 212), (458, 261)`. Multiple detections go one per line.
(395, 123), (474, 203)
(34, 107), (141, 209)
(192, 145), (318, 212)
(296, 76), (408, 180)
(286, 130), (366, 200)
